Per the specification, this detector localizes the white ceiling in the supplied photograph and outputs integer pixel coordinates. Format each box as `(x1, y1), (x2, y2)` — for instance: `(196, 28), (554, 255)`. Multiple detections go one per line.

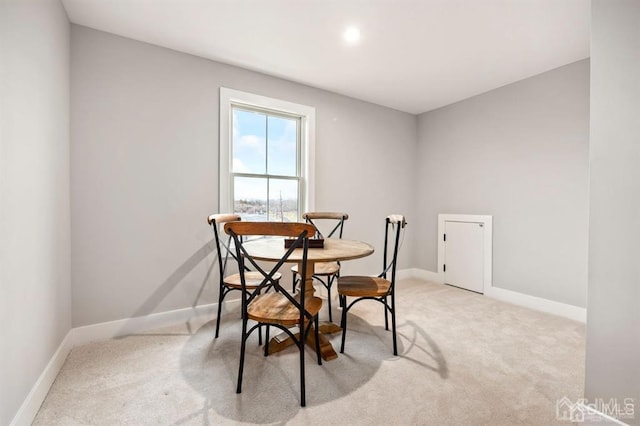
(61, 0), (590, 114)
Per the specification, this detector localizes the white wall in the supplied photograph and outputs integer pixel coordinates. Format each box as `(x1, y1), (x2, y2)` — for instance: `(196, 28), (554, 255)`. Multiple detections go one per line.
(0, 0), (71, 424)
(586, 1), (640, 422)
(414, 60), (590, 308)
(70, 25), (416, 327)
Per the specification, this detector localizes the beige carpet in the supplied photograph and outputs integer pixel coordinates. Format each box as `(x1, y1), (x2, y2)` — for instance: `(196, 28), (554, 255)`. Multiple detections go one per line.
(34, 279), (585, 425)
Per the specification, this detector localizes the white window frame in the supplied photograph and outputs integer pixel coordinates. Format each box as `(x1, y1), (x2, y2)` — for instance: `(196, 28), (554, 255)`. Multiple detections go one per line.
(219, 87), (315, 218)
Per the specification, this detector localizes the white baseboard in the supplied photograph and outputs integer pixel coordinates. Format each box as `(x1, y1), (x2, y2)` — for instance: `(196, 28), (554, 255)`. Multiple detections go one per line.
(485, 286), (586, 323)
(10, 331), (73, 426)
(72, 300), (241, 347)
(405, 268), (586, 323)
(397, 268), (443, 283)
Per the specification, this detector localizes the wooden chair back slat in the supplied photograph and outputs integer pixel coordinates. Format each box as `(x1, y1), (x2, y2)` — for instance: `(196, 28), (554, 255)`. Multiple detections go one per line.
(208, 213), (241, 225)
(301, 211), (349, 239)
(386, 214), (407, 228)
(303, 212), (349, 221)
(225, 221), (316, 238)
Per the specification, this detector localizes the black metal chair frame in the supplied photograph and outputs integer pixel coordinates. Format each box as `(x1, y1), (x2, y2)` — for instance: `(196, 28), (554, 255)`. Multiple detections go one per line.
(292, 212), (348, 322)
(226, 223), (322, 407)
(339, 215), (406, 356)
(209, 215), (274, 341)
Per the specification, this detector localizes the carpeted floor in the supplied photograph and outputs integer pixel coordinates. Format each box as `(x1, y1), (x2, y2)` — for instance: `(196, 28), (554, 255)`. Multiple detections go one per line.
(34, 279), (585, 425)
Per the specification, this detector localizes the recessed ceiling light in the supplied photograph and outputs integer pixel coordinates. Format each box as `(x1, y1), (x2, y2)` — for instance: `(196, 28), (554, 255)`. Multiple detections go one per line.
(343, 26), (361, 44)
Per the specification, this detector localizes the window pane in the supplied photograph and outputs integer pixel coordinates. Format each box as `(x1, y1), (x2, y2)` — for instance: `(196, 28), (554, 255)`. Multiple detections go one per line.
(234, 176), (267, 221)
(268, 179), (299, 222)
(233, 108), (266, 174)
(267, 116), (298, 177)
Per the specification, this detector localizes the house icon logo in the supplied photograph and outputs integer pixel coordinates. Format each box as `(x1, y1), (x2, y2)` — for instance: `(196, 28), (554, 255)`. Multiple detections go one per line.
(556, 396), (586, 422)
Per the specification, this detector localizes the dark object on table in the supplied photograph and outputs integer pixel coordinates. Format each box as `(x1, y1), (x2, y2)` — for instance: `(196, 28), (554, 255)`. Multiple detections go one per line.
(285, 238), (324, 248)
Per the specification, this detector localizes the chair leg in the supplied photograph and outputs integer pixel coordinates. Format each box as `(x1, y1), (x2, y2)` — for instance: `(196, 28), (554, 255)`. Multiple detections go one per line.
(214, 286), (225, 339)
(299, 328), (306, 407)
(326, 276), (333, 322)
(340, 297), (348, 353)
(384, 296), (389, 331)
(256, 290), (263, 346)
(264, 325), (270, 357)
(292, 271), (297, 293)
(236, 318), (248, 394)
(314, 315), (322, 365)
(391, 294), (398, 356)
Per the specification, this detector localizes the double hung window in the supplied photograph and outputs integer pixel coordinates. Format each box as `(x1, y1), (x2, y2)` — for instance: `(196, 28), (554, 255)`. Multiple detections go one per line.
(219, 88), (315, 221)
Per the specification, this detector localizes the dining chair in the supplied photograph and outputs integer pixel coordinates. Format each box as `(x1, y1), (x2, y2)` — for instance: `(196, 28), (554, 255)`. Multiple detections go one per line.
(207, 213), (282, 339)
(337, 214), (407, 356)
(291, 212), (349, 322)
(224, 221), (322, 407)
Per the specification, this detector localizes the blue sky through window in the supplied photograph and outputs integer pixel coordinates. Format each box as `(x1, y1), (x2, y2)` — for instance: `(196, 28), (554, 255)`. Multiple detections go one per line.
(232, 107), (300, 220)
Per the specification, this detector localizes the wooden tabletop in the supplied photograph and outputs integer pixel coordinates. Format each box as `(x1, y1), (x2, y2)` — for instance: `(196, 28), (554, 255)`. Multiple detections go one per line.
(242, 238), (374, 263)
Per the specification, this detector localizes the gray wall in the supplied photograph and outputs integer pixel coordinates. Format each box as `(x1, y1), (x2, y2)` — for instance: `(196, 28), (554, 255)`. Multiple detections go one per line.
(414, 60), (590, 308)
(70, 25), (416, 327)
(0, 0), (71, 424)
(586, 1), (640, 422)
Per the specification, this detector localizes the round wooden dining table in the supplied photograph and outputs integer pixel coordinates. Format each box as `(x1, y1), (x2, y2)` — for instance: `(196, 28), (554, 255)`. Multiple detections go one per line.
(243, 237), (374, 361)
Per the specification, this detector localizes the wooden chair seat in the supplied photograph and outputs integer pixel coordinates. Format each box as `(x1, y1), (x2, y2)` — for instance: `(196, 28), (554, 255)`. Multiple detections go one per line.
(337, 276), (391, 297)
(224, 271), (282, 289)
(291, 261), (340, 276)
(247, 292), (323, 326)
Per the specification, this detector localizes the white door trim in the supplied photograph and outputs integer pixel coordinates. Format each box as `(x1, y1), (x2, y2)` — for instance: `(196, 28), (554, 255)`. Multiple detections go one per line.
(437, 214), (493, 294)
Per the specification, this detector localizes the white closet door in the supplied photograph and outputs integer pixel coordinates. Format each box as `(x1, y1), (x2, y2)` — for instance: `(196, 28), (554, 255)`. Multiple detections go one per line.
(444, 221), (484, 293)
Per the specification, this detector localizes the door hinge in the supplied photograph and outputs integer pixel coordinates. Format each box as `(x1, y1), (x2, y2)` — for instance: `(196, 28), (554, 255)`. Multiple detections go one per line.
(443, 264), (446, 272)
(443, 233), (446, 241)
